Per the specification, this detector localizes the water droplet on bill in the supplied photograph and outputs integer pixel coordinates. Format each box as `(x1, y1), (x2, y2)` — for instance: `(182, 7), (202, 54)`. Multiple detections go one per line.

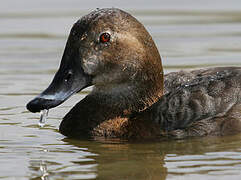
(39, 109), (49, 127)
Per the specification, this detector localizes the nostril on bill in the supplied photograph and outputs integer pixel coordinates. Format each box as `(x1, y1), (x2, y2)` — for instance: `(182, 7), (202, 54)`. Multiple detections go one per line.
(64, 71), (73, 82)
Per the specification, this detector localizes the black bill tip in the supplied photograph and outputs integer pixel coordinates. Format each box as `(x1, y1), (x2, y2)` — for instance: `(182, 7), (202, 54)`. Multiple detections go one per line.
(26, 97), (63, 113)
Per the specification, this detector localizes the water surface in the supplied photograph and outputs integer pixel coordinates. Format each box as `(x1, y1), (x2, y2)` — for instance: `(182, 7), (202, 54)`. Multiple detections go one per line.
(0, 0), (241, 179)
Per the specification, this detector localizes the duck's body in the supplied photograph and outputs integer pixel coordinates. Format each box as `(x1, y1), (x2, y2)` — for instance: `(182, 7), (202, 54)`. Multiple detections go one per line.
(60, 67), (241, 139)
(27, 8), (241, 139)
(156, 67), (241, 138)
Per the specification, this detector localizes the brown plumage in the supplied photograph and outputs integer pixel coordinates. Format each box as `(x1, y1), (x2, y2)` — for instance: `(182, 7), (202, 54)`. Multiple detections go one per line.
(26, 8), (241, 139)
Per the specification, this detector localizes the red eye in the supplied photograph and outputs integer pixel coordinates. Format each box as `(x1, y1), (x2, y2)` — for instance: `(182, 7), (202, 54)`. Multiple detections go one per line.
(100, 33), (110, 43)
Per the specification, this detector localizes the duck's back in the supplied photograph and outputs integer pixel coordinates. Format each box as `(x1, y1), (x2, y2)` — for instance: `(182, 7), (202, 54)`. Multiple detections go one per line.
(164, 67), (241, 94)
(153, 67), (241, 138)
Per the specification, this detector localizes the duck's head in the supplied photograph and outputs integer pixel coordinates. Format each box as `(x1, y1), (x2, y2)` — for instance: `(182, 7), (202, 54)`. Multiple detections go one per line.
(27, 8), (163, 113)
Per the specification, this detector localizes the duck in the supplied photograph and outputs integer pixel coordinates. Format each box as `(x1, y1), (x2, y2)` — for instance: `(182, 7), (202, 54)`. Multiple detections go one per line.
(26, 8), (241, 139)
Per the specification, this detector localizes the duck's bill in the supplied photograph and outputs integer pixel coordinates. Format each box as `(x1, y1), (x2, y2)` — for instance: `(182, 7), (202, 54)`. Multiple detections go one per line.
(26, 69), (92, 113)
(26, 68), (92, 113)
(26, 58), (92, 113)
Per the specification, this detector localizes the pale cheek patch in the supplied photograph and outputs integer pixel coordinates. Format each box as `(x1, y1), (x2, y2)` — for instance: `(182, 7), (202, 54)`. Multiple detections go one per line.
(82, 55), (99, 74)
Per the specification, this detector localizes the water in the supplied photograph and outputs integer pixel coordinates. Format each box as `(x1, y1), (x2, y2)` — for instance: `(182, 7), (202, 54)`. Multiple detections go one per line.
(0, 0), (241, 179)
(39, 109), (49, 127)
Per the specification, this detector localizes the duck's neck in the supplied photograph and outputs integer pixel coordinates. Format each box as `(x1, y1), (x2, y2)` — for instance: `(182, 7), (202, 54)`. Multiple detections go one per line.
(60, 69), (163, 138)
(91, 79), (163, 114)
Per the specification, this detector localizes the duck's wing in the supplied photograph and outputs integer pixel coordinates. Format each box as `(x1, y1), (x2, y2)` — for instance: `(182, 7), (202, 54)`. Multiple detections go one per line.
(155, 67), (241, 135)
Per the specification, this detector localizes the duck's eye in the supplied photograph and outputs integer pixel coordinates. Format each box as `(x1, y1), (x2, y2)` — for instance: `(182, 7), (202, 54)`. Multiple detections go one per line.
(99, 33), (110, 43)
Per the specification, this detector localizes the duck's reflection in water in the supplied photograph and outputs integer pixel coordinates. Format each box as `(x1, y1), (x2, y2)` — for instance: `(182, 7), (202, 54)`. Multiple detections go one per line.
(65, 138), (168, 180)
(28, 135), (241, 180)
